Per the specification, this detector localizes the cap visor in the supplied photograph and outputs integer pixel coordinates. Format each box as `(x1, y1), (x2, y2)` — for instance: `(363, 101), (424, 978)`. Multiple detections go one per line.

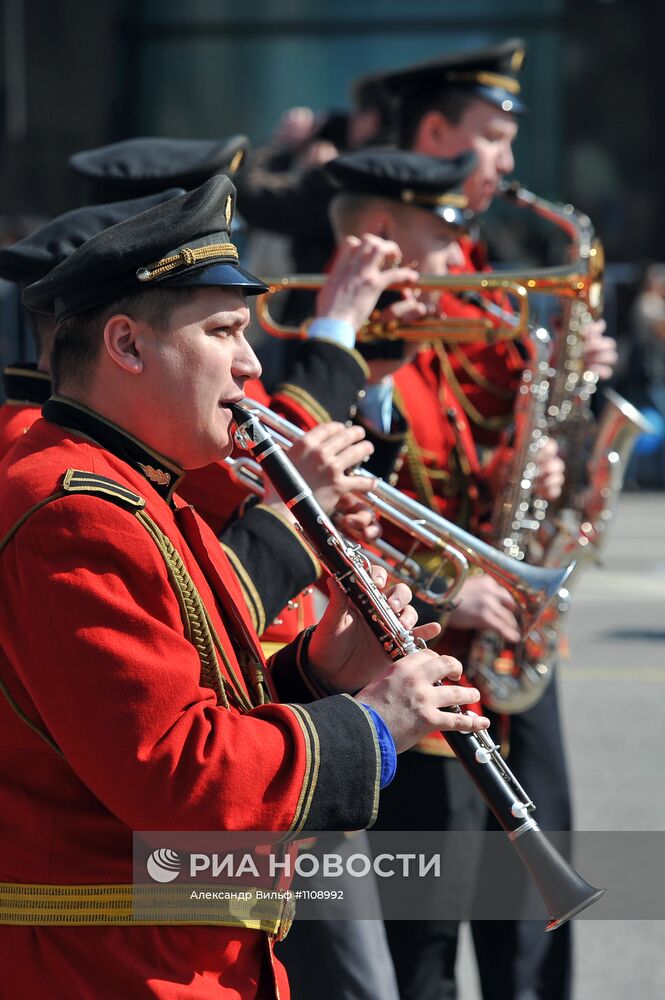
(473, 85), (526, 115)
(158, 261), (268, 296)
(432, 205), (473, 229)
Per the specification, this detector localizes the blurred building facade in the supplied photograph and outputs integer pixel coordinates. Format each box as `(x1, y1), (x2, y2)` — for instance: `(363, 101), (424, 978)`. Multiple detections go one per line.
(0, 0), (662, 369)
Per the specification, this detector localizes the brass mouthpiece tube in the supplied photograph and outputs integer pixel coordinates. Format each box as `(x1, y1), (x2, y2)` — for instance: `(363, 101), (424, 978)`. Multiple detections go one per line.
(256, 274), (530, 343)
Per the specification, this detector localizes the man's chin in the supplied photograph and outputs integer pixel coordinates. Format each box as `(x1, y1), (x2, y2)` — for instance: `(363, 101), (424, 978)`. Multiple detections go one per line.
(181, 444), (233, 471)
(471, 192), (494, 214)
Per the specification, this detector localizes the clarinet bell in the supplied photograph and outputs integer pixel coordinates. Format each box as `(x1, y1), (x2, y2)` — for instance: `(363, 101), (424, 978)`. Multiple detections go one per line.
(510, 825), (605, 930)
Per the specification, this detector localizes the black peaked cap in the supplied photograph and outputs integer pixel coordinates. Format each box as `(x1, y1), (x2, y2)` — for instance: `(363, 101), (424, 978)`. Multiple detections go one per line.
(0, 189), (184, 290)
(23, 175), (267, 320)
(324, 149), (477, 227)
(69, 135), (250, 198)
(381, 38), (527, 115)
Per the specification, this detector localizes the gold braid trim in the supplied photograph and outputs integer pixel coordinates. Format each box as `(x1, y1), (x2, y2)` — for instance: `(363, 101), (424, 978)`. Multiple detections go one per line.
(434, 342), (512, 432)
(392, 385), (438, 509)
(277, 383), (331, 425)
(136, 243), (238, 282)
(404, 431), (439, 508)
(446, 70), (521, 94)
(136, 510), (254, 713)
(220, 542), (265, 635)
(401, 190), (468, 208)
(282, 703), (320, 834)
(449, 343), (515, 400)
(0, 882), (294, 936)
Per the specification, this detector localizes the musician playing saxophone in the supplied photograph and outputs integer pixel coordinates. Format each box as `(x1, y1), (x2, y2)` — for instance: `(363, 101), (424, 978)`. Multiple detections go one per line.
(378, 38), (618, 1000)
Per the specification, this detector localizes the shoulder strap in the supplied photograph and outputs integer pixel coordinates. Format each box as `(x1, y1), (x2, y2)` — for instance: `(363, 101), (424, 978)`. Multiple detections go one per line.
(62, 468), (146, 510)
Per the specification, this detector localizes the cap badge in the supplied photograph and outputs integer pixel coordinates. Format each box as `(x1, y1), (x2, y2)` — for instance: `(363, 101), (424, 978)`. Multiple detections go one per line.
(229, 150), (245, 174)
(225, 194), (233, 227)
(400, 189), (468, 209)
(138, 462), (171, 487)
(510, 48), (525, 71)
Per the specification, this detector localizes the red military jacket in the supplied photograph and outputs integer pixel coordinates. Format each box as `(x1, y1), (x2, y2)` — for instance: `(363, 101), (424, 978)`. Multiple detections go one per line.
(438, 235), (532, 448)
(0, 362), (51, 460)
(0, 397), (382, 999)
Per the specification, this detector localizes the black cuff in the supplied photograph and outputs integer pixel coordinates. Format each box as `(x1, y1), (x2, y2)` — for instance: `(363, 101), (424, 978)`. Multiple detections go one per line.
(277, 339), (368, 423)
(221, 505), (319, 634)
(286, 694), (381, 831)
(269, 625), (323, 703)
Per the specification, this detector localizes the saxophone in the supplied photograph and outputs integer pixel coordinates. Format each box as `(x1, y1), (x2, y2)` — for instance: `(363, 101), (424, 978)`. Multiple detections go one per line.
(465, 183), (651, 714)
(499, 179), (646, 554)
(465, 327), (560, 714)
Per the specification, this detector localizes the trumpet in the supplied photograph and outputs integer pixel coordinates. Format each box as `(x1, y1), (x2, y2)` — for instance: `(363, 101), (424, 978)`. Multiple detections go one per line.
(224, 399), (574, 638)
(256, 274), (531, 343)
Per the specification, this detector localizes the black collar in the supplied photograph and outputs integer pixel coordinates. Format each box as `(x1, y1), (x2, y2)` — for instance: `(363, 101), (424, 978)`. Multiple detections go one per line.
(42, 395), (185, 502)
(3, 363), (52, 406)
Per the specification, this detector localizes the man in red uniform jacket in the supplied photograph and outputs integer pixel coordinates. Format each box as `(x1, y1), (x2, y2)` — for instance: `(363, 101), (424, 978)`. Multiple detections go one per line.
(0, 179), (405, 657)
(0, 173), (489, 999)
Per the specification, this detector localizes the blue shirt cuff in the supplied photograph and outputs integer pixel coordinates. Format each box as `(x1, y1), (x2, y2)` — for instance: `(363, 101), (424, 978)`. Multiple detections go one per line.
(357, 379), (394, 433)
(361, 704), (397, 789)
(307, 316), (356, 349)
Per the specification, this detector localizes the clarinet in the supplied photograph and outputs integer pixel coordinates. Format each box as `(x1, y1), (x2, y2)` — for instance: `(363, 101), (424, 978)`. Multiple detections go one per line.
(229, 403), (605, 930)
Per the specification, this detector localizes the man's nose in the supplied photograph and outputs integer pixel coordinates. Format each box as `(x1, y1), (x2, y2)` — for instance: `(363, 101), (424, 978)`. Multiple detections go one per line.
(447, 241), (466, 270)
(233, 337), (262, 381)
(497, 142), (515, 175)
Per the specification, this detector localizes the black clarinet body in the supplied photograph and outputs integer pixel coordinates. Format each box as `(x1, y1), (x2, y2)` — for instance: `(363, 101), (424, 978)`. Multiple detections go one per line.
(230, 403), (605, 929)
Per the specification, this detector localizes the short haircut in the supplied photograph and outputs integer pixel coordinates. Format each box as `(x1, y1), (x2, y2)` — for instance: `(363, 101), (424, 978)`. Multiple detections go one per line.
(51, 286), (197, 393)
(352, 78), (394, 132)
(397, 86), (476, 149)
(24, 308), (56, 356)
(329, 192), (413, 240)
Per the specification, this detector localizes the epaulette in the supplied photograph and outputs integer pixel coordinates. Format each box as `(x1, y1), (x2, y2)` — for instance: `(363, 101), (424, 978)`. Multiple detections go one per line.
(62, 469), (146, 511)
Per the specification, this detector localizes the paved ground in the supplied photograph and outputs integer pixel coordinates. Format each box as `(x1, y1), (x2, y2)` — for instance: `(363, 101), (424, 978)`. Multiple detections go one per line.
(457, 490), (665, 999)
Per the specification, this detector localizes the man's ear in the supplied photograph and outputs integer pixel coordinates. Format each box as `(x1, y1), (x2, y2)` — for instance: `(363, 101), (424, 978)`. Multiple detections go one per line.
(103, 314), (144, 374)
(415, 110), (450, 155)
(368, 207), (398, 242)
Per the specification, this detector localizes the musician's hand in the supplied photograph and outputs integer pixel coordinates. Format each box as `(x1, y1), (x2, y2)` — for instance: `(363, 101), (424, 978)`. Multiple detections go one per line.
(336, 494), (382, 543)
(307, 564), (440, 693)
(534, 437), (565, 501)
(271, 106), (318, 147)
(360, 292), (433, 381)
(380, 288), (434, 328)
(262, 423), (374, 515)
(316, 235), (420, 333)
(356, 652), (490, 753)
(447, 575), (521, 644)
(297, 139), (339, 168)
(581, 318), (617, 381)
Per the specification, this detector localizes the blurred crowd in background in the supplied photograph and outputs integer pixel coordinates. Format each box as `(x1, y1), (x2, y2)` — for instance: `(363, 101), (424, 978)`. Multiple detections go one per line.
(1, 0), (664, 483)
